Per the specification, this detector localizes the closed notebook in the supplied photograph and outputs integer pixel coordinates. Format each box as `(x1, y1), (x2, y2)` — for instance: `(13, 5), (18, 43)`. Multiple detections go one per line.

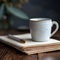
(0, 33), (60, 55)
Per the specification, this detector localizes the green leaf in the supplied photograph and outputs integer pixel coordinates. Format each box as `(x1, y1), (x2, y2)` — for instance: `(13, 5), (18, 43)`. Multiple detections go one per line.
(0, 4), (4, 20)
(6, 5), (29, 20)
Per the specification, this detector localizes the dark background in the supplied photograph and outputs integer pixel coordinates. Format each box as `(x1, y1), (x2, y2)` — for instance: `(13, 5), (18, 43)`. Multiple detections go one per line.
(11, 0), (60, 30)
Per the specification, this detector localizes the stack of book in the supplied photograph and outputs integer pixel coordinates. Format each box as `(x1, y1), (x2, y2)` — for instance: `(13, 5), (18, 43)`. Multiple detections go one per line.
(0, 33), (60, 55)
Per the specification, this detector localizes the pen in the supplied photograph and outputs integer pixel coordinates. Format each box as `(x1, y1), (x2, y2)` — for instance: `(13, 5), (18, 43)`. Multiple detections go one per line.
(7, 34), (26, 43)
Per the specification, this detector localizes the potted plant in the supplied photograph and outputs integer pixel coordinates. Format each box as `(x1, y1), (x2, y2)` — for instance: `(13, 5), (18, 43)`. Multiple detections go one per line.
(0, 0), (29, 30)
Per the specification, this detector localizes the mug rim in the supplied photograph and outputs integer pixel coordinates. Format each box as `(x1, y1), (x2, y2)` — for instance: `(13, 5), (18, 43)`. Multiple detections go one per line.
(30, 18), (51, 22)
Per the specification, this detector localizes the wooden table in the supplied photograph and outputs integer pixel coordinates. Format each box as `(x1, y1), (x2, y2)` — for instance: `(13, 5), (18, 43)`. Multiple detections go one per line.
(0, 29), (60, 60)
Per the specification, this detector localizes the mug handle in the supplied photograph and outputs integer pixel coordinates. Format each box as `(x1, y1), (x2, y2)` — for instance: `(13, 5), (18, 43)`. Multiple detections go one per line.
(51, 21), (59, 37)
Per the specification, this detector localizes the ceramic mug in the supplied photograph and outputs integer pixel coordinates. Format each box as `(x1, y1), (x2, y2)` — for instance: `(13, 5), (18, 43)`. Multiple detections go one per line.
(30, 18), (59, 42)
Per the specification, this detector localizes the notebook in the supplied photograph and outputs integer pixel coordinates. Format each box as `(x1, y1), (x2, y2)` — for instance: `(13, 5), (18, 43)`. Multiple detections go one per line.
(0, 33), (60, 55)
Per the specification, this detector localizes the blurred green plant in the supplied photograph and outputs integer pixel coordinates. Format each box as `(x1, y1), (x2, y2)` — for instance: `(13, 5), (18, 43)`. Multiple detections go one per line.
(0, 0), (29, 30)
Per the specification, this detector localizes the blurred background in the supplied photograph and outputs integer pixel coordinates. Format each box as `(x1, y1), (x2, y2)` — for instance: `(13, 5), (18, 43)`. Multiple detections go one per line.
(0, 0), (60, 30)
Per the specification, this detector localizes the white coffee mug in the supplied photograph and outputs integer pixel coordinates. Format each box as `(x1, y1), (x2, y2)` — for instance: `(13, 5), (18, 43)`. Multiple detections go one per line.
(30, 18), (59, 42)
